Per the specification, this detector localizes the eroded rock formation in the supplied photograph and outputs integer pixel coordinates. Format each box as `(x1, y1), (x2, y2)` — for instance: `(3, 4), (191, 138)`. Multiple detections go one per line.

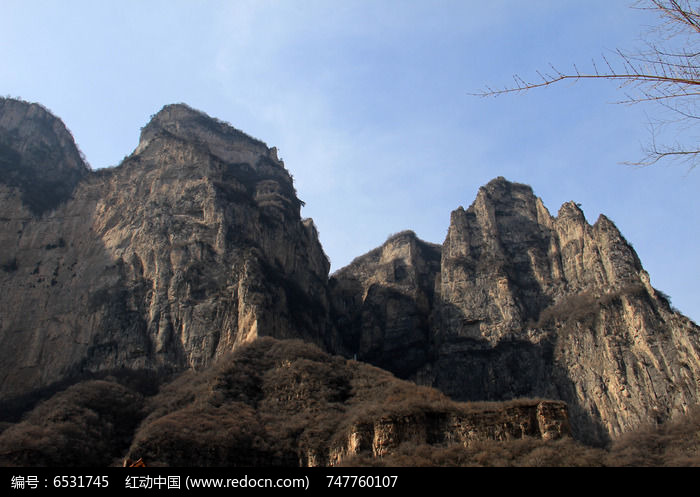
(0, 99), (330, 400)
(329, 230), (441, 377)
(323, 400), (570, 466)
(331, 177), (700, 444)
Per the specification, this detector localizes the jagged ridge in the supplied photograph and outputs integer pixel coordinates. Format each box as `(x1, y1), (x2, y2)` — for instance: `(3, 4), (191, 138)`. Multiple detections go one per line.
(330, 176), (700, 444)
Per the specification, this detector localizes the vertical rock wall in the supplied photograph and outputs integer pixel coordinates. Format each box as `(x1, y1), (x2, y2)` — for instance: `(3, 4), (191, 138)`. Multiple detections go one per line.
(0, 101), (331, 399)
(331, 177), (700, 443)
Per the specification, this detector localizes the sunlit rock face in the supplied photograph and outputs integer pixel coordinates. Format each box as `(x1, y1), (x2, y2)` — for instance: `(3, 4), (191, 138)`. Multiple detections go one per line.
(331, 177), (700, 444)
(0, 100), (331, 399)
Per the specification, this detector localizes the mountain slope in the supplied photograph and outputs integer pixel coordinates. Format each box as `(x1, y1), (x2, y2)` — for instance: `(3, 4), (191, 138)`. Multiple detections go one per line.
(0, 338), (571, 467)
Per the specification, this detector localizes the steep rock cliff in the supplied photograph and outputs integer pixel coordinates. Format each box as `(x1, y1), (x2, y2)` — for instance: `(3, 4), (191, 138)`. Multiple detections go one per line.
(331, 177), (700, 444)
(0, 100), (330, 400)
(0, 98), (89, 216)
(329, 231), (441, 377)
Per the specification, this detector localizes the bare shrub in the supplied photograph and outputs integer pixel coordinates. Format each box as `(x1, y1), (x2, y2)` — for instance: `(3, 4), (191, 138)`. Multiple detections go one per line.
(127, 403), (274, 466)
(7, 337), (696, 467)
(0, 380), (144, 466)
(606, 406), (700, 466)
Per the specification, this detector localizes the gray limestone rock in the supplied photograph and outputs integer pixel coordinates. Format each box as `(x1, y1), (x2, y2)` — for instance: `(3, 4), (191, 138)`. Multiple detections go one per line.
(331, 177), (700, 444)
(0, 100), (331, 401)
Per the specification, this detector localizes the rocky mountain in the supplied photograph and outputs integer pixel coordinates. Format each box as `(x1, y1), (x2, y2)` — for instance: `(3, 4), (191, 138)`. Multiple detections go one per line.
(0, 98), (90, 216)
(0, 97), (698, 463)
(0, 98), (331, 402)
(329, 230), (441, 378)
(330, 178), (700, 444)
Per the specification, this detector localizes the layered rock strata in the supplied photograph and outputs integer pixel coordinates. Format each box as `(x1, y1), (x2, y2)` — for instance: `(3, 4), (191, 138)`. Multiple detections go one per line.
(322, 400), (570, 466)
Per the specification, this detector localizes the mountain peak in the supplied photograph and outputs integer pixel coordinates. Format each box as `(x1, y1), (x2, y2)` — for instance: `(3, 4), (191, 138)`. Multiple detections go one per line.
(0, 97), (89, 214)
(2, 100), (699, 457)
(135, 103), (272, 161)
(557, 200), (586, 221)
(472, 177), (539, 216)
(479, 176), (534, 197)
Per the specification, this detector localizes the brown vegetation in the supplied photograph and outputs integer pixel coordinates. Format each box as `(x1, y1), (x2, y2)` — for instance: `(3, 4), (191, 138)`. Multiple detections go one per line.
(1, 338), (698, 467)
(605, 406), (700, 466)
(0, 380), (144, 466)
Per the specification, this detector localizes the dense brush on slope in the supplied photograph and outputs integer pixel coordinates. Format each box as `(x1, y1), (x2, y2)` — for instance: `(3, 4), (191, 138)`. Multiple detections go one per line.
(1, 338), (697, 466)
(0, 338), (572, 467)
(0, 381), (144, 466)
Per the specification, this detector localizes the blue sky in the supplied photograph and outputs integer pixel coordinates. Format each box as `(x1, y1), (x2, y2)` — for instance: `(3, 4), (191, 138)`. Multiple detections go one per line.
(2, 1), (698, 323)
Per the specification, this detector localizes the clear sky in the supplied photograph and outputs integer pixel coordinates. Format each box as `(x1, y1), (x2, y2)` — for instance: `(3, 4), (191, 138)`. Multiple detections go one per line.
(2, 1), (698, 323)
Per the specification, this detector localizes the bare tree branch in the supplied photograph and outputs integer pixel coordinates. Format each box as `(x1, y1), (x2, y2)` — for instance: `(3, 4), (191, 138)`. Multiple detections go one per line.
(470, 71), (700, 97)
(474, 0), (700, 170)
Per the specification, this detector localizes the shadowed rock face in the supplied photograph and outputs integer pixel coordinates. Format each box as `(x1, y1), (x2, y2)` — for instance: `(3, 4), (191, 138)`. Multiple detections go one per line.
(331, 177), (700, 444)
(0, 100), (331, 400)
(0, 98), (90, 215)
(329, 230), (441, 378)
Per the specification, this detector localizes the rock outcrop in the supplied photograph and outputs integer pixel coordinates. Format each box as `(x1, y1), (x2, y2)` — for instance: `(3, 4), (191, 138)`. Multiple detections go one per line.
(331, 177), (700, 444)
(0, 99), (330, 400)
(0, 98), (89, 216)
(324, 399), (570, 465)
(329, 230), (441, 377)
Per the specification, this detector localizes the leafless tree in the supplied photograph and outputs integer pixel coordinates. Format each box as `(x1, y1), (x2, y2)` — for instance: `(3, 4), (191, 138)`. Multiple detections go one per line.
(474, 0), (700, 169)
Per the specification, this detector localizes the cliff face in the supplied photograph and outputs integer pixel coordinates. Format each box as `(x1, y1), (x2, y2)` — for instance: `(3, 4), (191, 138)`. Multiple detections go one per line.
(0, 98), (90, 216)
(322, 400), (569, 466)
(0, 99), (330, 400)
(331, 177), (700, 444)
(329, 231), (441, 377)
